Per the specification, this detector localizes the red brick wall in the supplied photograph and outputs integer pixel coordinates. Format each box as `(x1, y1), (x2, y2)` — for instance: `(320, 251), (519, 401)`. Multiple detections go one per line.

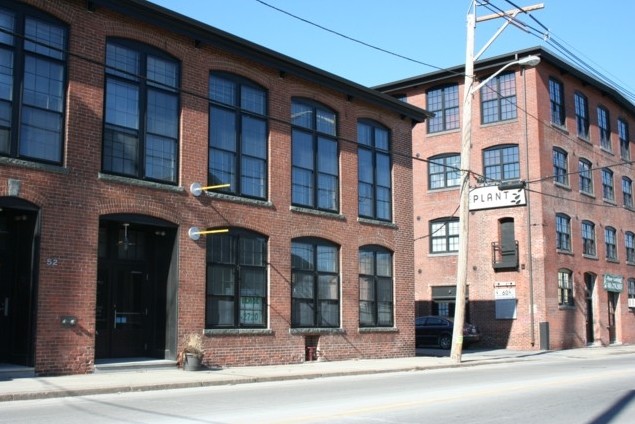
(399, 58), (635, 351)
(2, 0), (416, 374)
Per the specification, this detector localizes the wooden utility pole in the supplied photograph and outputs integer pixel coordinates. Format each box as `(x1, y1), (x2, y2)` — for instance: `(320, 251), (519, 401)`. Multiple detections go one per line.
(450, 1), (544, 364)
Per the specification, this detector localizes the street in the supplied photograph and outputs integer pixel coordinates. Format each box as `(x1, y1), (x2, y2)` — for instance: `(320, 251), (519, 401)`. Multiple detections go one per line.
(1, 353), (634, 423)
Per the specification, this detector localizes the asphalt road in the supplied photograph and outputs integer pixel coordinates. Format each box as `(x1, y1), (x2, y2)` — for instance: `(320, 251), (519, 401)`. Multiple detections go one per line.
(1, 354), (634, 423)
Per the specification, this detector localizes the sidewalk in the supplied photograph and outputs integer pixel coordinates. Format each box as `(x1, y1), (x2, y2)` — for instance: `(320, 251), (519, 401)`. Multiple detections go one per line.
(1, 344), (634, 402)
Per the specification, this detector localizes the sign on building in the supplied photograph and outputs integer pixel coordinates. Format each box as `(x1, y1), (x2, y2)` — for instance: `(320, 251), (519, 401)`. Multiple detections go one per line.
(494, 282), (517, 319)
(469, 185), (526, 211)
(603, 274), (623, 292)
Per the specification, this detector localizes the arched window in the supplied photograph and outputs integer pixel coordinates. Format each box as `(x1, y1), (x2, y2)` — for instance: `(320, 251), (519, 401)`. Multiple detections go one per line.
(359, 246), (393, 327)
(483, 145), (519, 182)
(556, 213), (571, 252)
(291, 238), (339, 327)
(209, 72), (268, 199)
(103, 39), (180, 183)
(358, 119), (391, 221)
(206, 228), (268, 328)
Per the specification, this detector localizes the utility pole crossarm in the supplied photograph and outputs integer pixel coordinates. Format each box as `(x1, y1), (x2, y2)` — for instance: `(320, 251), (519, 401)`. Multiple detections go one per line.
(476, 4), (544, 22)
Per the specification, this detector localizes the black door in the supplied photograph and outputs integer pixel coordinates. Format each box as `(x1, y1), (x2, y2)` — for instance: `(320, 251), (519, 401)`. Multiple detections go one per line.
(96, 220), (172, 360)
(0, 206), (37, 366)
(584, 273), (595, 345)
(608, 292), (618, 344)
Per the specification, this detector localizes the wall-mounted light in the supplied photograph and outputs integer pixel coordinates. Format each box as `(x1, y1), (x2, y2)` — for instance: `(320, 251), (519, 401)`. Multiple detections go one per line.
(188, 227), (229, 241)
(190, 182), (230, 197)
(61, 316), (77, 327)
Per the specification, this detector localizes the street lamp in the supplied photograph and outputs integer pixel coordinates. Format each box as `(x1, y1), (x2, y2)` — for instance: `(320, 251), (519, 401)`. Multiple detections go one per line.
(450, 54), (540, 363)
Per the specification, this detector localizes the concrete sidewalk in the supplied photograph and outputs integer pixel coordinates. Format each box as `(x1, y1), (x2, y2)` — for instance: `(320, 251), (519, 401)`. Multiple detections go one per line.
(1, 344), (634, 402)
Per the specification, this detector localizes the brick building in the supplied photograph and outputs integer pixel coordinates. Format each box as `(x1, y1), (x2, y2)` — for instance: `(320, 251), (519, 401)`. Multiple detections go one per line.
(376, 47), (635, 350)
(0, 0), (429, 375)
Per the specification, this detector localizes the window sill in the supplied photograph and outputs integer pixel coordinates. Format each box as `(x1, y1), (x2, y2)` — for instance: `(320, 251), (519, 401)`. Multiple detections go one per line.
(557, 249), (574, 256)
(358, 327), (398, 334)
(206, 191), (273, 208)
(600, 146), (614, 155)
(551, 123), (568, 134)
(558, 305), (576, 311)
(480, 117), (518, 128)
(428, 252), (459, 257)
(358, 217), (398, 229)
(0, 156), (68, 175)
(290, 206), (346, 221)
(289, 328), (345, 335)
(606, 258), (620, 264)
(580, 191), (595, 199)
(583, 254), (599, 261)
(603, 198), (617, 206)
(98, 173), (184, 193)
(428, 186), (460, 194)
(554, 181), (571, 190)
(426, 127), (461, 137)
(578, 135), (591, 144)
(627, 261), (635, 267)
(204, 328), (273, 336)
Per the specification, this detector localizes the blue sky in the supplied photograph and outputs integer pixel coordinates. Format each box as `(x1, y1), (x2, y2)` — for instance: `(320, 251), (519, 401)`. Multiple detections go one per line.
(150, 0), (634, 101)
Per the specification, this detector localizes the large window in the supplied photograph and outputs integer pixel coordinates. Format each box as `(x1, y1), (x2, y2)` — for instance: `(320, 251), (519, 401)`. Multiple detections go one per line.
(430, 218), (459, 254)
(480, 72), (517, 124)
(556, 213), (571, 252)
(582, 220), (596, 257)
(574, 92), (589, 138)
(578, 158), (593, 195)
(209, 73), (267, 199)
(427, 84), (459, 133)
(359, 246), (393, 327)
(291, 238), (339, 328)
(605, 226), (617, 261)
(206, 229), (267, 328)
(103, 40), (179, 183)
(626, 231), (635, 264)
(483, 145), (520, 182)
(618, 118), (630, 160)
(558, 269), (574, 307)
(602, 168), (615, 201)
(358, 120), (391, 221)
(291, 99), (338, 212)
(623, 177), (633, 209)
(428, 154), (460, 189)
(598, 106), (611, 151)
(553, 147), (568, 186)
(549, 78), (565, 126)
(0, 6), (67, 164)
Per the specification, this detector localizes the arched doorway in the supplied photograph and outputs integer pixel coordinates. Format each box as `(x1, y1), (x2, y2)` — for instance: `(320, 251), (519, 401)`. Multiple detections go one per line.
(0, 197), (39, 367)
(96, 214), (177, 360)
(584, 272), (596, 345)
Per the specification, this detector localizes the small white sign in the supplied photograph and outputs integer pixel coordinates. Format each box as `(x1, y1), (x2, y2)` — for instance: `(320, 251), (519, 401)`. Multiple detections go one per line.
(469, 185), (526, 211)
(495, 287), (516, 299)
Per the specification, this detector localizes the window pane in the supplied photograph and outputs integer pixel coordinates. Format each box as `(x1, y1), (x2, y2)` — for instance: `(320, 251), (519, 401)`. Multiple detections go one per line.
(22, 56), (64, 112)
(292, 168), (313, 206)
(376, 153), (391, 187)
(292, 242), (314, 270)
(318, 275), (338, 300)
(210, 75), (235, 105)
(147, 55), (178, 89)
(147, 90), (178, 138)
(240, 268), (265, 297)
(207, 298), (234, 326)
(210, 106), (236, 152)
(240, 296), (264, 325)
(316, 108), (336, 136)
(0, 48), (12, 101)
(105, 79), (139, 129)
(0, 10), (14, 46)
(317, 244), (337, 272)
(25, 17), (65, 60)
(358, 148), (373, 183)
(317, 173), (337, 210)
(376, 252), (392, 277)
(241, 156), (266, 198)
(240, 237), (266, 266)
(292, 273), (313, 299)
(318, 137), (338, 175)
(241, 84), (266, 115)
(106, 43), (139, 80)
(318, 301), (338, 326)
(242, 116), (266, 158)
(359, 250), (374, 275)
(103, 127), (138, 175)
(358, 122), (372, 146)
(291, 102), (313, 129)
(209, 265), (234, 296)
(292, 129), (314, 169)
(19, 106), (62, 162)
(358, 182), (372, 217)
(209, 148), (236, 188)
(145, 134), (176, 182)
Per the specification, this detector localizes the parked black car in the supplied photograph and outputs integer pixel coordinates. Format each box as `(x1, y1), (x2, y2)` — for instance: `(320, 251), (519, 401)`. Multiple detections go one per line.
(415, 315), (480, 349)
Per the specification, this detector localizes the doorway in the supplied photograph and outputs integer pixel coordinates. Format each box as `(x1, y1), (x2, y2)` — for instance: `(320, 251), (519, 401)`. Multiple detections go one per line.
(0, 199), (39, 367)
(584, 273), (595, 345)
(608, 292), (618, 344)
(96, 216), (176, 360)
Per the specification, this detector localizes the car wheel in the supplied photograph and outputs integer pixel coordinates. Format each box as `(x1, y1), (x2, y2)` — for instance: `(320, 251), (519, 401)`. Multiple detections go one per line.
(439, 334), (452, 350)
